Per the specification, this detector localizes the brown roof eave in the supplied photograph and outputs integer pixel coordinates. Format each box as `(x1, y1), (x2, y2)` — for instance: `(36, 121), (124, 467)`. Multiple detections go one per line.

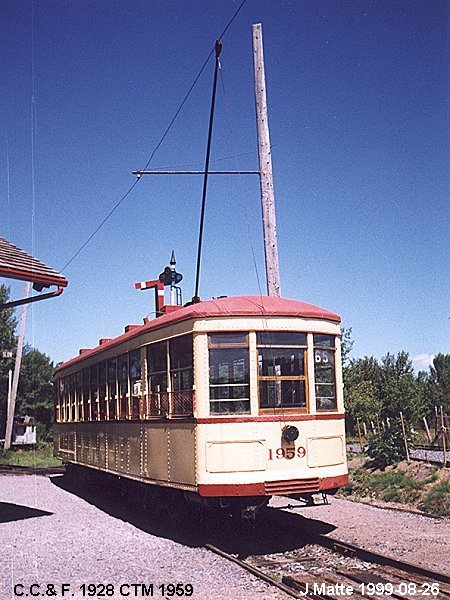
(0, 266), (68, 288)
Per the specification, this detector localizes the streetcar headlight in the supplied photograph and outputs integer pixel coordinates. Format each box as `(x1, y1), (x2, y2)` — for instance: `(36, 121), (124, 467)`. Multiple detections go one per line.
(282, 425), (299, 443)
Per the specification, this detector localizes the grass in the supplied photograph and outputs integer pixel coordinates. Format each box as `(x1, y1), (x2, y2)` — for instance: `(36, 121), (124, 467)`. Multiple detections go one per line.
(341, 458), (450, 517)
(375, 470), (426, 504)
(418, 480), (450, 517)
(0, 444), (62, 467)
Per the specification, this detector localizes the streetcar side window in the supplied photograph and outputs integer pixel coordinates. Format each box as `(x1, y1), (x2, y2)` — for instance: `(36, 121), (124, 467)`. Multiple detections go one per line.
(170, 334), (194, 416)
(98, 361), (107, 420)
(90, 364), (99, 420)
(118, 354), (128, 419)
(257, 332), (308, 412)
(62, 376), (69, 421)
(82, 367), (90, 420)
(107, 357), (117, 419)
(208, 333), (250, 415)
(314, 334), (337, 411)
(55, 379), (61, 422)
(129, 349), (141, 419)
(75, 371), (82, 421)
(57, 378), (65, 422)
(66, 374), (72, 422)
(147, 341), (168, 417)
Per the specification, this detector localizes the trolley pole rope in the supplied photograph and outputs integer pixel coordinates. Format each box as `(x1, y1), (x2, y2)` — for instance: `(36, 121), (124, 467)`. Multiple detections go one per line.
(193, 40), (222, 303)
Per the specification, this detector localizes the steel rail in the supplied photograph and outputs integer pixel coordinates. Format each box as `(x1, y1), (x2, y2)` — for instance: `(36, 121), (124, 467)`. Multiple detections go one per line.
(206, 509), (450, 599)
(307, 532), (450, 585)
(206, 533), (450, 600)
(204, 543), (330, 599)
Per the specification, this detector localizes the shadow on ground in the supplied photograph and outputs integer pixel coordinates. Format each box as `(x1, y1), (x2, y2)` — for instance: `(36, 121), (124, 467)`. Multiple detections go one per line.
(51, 472), (336, 559)
(0, 501), (53, 523)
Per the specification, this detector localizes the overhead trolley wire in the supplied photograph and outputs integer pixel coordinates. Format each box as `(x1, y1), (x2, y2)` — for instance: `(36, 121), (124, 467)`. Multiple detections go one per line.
(60, 0), (248, 273)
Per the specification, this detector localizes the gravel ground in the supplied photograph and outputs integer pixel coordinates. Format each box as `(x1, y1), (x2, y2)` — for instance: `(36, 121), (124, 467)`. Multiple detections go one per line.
(0, 475), (289, 600)
(409, 448), (448, 464)
(270, 495), (450, 575)
(1, 475), (448, 600)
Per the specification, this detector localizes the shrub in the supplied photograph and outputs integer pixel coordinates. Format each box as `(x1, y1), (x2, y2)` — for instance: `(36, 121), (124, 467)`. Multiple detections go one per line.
(365, 418), (413, 469)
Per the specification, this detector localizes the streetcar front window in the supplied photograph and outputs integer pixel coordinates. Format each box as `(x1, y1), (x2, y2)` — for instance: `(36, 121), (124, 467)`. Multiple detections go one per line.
(314, 334), (337, 411)
(208, 333), (250, 414)
(257, 332), (308, 412)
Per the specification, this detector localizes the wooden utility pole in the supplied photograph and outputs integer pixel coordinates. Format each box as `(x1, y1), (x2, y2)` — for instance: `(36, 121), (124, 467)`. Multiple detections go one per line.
(356, 417), (363, 449)
(399, 411), (410, 462)
(440, 406), (447, 467)
(252, 23), (281, 297)
(3, 282), (30, 453)
(423, 416), (432, 444)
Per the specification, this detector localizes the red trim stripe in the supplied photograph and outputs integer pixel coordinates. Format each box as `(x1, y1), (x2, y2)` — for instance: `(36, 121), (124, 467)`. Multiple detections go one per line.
(195, 413), (345, 424)
(198, 474), (349, 497)
(319, 474), (349, 491)
(54, 413), (345, 425)
(198, 483), (265, 497)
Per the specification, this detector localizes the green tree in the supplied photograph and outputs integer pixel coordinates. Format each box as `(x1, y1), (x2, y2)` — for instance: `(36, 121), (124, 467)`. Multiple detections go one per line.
(340, 326), (354, 367)
(380, 351), (423, 422)
(424, 354), (450, 415)
(16, 347), (55, 442)
(0, 285), (17, 438)
(343, 356), (383, 432)
(345, 380), (382, 424)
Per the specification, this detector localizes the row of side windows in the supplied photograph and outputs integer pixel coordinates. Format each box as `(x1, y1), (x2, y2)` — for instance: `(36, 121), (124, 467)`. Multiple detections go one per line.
(55, 335), (194, 422)
(55, 331), (338, 422)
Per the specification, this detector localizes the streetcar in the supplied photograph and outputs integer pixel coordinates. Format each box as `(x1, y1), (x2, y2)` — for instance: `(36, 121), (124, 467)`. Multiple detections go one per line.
(54, 290), (348, 517)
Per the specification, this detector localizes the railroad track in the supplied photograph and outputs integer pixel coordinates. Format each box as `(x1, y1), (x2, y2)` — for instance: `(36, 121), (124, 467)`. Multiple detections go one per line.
(0, 464), (66, 476)
(206, 522), (450, 599)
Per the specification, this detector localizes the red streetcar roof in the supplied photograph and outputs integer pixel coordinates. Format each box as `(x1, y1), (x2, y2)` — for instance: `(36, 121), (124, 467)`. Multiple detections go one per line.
(0, 236), (68, 289)
(56, 295), (340, 372)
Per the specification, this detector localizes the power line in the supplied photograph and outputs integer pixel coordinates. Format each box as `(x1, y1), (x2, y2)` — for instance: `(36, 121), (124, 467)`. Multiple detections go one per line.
(60, 0), (248, 273)
(147, 149), (259, 172)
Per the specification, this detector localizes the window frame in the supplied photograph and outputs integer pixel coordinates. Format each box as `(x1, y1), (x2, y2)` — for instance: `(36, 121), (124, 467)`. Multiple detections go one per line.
(107, 357), (118, 420)
(117, 353), (129, 419)
(313, 334), (338, 412)
(128, 348), (142, 419)
(169, 334), (194, 417)
(146, 340), (169, 417)
(208, 332), (251, 416)
(256, 331), (309, 414)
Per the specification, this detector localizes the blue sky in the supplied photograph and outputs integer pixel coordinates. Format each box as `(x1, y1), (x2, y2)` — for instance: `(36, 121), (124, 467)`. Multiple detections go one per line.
(1, 0), (448, 369)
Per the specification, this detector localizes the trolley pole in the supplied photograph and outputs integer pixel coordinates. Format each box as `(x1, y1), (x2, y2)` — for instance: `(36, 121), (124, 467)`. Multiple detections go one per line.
(252, 23), (281, 297)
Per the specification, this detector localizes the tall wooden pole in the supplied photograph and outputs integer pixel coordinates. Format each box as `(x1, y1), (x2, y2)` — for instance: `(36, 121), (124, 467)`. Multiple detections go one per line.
(440, 406), (447, 468)
(252, 23), (281, 297)
(3, 282), (30, 453)
(399, 411), (410, 462)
